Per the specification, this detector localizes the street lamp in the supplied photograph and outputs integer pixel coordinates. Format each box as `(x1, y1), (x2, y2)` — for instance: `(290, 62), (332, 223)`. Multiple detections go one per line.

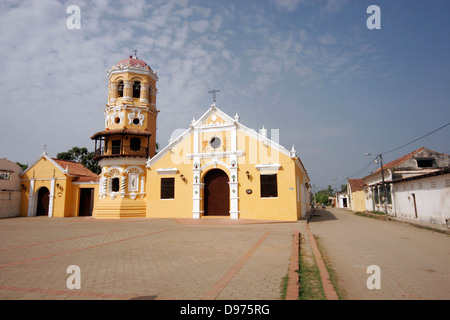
(366, 153), (388, 215)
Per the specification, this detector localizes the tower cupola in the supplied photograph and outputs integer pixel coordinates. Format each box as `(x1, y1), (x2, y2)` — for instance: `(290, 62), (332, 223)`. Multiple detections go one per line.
(91, 52), (159, 160)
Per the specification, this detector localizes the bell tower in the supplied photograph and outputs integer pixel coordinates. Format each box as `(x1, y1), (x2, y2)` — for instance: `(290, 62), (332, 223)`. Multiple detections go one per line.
(90, 52), (158, 218)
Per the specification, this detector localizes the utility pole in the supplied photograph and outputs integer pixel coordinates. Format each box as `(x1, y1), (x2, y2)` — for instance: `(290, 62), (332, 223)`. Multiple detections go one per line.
(367, 153), (388, 216)
(313, 184), (316, 204)
(379, 154), (388, 216)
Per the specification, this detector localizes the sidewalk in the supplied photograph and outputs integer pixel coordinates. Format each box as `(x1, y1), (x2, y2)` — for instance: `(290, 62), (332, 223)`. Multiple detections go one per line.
(324, 207), (450, 235)
(307, 206), (450, 299)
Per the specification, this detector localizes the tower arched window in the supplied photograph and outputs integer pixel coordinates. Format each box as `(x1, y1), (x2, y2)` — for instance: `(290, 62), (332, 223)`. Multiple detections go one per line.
(118, 81), (124, 97)
(133, 81), (141, 98)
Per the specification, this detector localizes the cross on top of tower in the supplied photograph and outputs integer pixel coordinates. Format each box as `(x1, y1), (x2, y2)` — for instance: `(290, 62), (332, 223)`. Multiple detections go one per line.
(208, 89), (220, 103)
(133, 48), (138, 58)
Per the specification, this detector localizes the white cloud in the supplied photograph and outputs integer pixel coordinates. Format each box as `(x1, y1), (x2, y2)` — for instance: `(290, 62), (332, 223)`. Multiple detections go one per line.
(0, 0), (388, 185)
(271, 0), (303, 12)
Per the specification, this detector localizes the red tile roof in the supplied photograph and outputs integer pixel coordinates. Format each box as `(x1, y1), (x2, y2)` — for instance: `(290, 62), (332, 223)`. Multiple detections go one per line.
(91, 128), (152, 139)
(116, 56), (148, 68)
(374, 147), (425, 173)
(52, 159), (99, 182)
(348, 179), (365, 192)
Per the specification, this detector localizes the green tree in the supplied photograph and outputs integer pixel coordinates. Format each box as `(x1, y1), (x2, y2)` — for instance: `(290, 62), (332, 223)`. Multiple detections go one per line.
(16, 162), (28, 171)
(315, 185), (335, 205)
(56, 147), (100, 174)
(315, 192), (329, 205)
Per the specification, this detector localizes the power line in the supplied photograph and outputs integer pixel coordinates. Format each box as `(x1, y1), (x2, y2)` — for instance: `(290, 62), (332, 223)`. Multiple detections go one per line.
(326, 121), (449, 190)
(334, 157), (378, 186)
(381, 121), (450, 156)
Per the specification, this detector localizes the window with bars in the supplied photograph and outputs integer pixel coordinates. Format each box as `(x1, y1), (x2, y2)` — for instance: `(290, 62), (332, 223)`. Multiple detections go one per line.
(260, 174), (278, 198)
(161, 178), (175, 199)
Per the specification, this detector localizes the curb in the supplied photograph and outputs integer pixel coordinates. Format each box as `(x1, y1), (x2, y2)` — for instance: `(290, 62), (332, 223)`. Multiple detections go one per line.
(305, 223), (339, 300)
(285, 230), (299, 300)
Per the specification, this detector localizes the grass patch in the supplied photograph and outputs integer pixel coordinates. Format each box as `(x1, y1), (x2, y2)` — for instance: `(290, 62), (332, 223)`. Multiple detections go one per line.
(314, 236), (346, 300)
(280, 274), (289, 300)
(298, 234), (326, 300)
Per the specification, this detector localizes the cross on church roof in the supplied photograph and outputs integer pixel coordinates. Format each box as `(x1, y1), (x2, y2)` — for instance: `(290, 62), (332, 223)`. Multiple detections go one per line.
(133, 48), (138, 58)
(208, 89), (220, 103)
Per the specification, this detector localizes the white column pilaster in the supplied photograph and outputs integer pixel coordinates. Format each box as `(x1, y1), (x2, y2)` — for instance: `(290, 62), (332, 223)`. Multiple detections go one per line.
(48, 177), (55, 217)
(27, 179), (35, 217)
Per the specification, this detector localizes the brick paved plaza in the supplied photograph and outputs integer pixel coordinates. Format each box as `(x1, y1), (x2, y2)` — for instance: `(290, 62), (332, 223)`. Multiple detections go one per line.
(0, 216), (302, 300)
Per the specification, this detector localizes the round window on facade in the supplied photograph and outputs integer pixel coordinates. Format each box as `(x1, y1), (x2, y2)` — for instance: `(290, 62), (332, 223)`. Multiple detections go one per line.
(209, 136), (221, 149)
(114, 117), (120, 124)
(133, 118), (140, 125)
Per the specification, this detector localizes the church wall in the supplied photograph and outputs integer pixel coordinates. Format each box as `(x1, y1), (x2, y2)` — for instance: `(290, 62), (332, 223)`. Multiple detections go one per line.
(145, 123), (306, 221)
(146, 134), (194, 218)
(294, 159), (306, 219)
(236, 132), (299, 221)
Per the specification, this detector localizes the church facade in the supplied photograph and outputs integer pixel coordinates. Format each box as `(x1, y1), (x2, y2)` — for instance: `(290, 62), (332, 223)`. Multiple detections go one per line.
(89, 54), (311, 221)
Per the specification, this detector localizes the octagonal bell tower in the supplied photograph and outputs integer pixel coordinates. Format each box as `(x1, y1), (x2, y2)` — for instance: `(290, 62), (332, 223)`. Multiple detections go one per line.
(91, 52), (158, 218)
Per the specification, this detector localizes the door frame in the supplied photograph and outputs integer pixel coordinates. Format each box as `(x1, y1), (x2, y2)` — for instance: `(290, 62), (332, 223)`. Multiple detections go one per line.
(203, 168), (230, 216)
(36, 186), (50, 216)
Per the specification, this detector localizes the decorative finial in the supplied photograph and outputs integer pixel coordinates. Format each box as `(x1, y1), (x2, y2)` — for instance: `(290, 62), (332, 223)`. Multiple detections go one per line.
(290, 145), (297, 158)
(260, 126), (267, 138)
(133, 48), (138, 58)
(43, 144), (48, 155)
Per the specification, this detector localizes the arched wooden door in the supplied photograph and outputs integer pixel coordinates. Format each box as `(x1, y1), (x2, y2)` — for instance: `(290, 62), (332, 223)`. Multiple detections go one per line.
(203, 169), (229, 216)
(36, 187), (50, 216)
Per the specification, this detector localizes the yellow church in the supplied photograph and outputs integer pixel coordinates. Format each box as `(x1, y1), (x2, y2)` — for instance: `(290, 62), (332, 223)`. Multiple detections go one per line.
(89, 53), (311, 221)
(21, 53), (311, 221)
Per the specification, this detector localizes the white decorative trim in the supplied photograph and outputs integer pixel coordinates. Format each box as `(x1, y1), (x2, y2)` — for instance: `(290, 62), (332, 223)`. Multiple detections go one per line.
(48, 177), (55, 217)
(72, 181), (98, 185)
(200, 160), (230, 172)
(108, 67), (158, 82)
(128, 108), (145, 125)
(186, 150), (244, 160)
(125, 166), (144, 174)
(27, 179), (35, 217)
(107, 166), (123, 177)
(255, 163), (282, 173)
(156, 168), (178, 175)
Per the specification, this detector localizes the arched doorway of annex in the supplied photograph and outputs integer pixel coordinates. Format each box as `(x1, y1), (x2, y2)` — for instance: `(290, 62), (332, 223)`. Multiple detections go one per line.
(36, 186), (50, 216)
(202, 168), (230, 216)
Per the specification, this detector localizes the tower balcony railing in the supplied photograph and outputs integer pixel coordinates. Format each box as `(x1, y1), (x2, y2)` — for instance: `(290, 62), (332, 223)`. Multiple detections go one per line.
(94, 146), (149, 159)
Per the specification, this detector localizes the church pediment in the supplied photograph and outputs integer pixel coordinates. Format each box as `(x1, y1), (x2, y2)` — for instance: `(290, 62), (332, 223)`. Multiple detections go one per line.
(202, 113), (229, 127)
(192, 104), (236, 129)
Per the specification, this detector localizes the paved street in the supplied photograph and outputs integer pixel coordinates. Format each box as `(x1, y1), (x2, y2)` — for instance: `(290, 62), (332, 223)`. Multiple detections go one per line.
(308, 207), (450, 300)
(0, 216), (301, 300)
(2, 209), (448, 301)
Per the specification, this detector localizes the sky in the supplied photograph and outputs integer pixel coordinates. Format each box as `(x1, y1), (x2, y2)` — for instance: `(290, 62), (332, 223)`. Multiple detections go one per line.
(0, 0), (449, 191)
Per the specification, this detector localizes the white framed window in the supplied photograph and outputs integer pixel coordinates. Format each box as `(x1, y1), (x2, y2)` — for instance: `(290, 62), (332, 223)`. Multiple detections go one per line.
(0, 172), (11, 180)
